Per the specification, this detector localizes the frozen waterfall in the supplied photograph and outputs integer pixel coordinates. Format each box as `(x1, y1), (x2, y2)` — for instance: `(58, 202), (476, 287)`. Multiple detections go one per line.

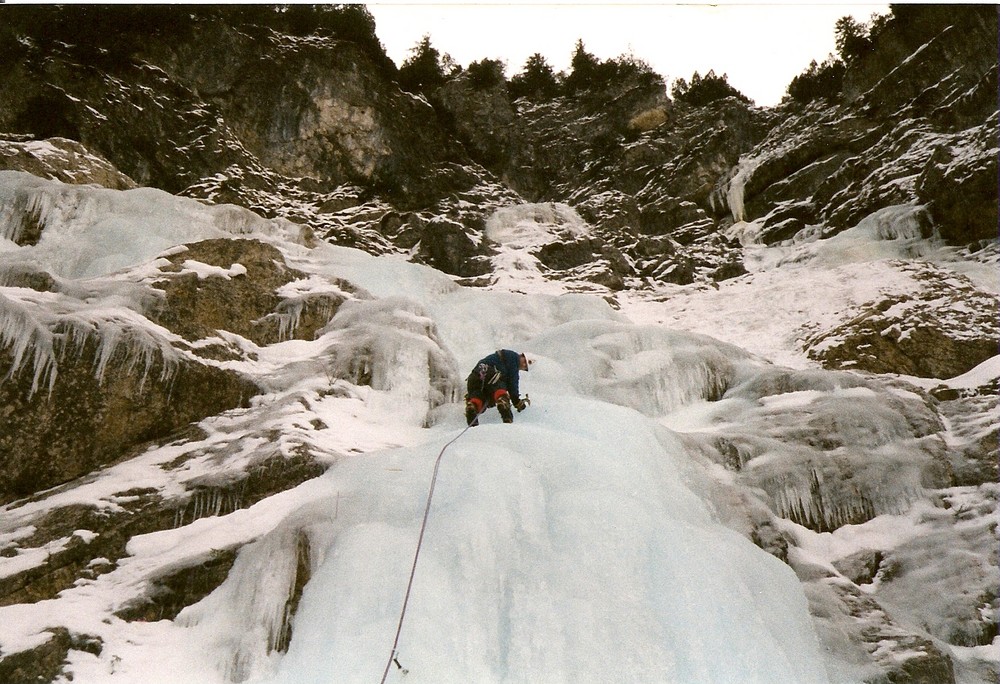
(0, 181), (838, 683)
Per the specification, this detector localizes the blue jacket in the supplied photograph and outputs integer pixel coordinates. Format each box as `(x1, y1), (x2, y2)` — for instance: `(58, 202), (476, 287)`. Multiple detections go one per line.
(476, 349), (522, 401)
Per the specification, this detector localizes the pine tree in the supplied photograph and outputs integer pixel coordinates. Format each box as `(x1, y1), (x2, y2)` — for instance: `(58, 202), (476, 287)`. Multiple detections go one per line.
(671, 70), (752, 107)
(398, 35), (449, 95)
(509, 53), (560, 101)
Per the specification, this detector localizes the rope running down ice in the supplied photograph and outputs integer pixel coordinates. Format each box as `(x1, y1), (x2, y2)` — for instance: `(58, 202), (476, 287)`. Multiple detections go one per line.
(378, 408), (483, 684)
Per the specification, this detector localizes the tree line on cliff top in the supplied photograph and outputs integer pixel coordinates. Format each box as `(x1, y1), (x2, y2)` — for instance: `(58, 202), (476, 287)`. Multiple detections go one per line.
(400, 4), (983, 109)
(0, 4), (982, 111)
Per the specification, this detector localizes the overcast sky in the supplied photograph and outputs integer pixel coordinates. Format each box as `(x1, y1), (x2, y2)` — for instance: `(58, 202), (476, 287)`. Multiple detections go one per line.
(367, 2), (888, 106)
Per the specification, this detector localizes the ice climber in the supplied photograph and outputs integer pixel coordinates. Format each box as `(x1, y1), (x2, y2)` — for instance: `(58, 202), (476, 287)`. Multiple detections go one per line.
(465, 349), (531, 425)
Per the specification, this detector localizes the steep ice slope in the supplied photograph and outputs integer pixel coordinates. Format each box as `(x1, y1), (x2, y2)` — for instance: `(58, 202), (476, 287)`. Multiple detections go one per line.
(50, 391), (827, 684)
(188, 377), (828, 684)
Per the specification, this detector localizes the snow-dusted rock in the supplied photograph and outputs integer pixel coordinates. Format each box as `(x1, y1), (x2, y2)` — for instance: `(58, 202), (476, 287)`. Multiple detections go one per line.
(804, 262), (999, 378)
(0, 307), (258, 501)
(149, 238), (356, 347)
(0, 136), (136, 191)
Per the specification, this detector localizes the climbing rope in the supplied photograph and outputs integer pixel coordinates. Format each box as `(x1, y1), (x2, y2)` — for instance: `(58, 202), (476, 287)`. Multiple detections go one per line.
(378, 409), (482, 684)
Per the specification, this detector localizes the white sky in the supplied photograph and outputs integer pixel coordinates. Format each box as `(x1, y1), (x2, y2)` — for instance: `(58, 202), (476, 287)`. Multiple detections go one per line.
(367, 2), (888, 106)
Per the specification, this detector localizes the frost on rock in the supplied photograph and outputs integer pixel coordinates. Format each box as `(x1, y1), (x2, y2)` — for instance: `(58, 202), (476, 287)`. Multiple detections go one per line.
(746, 442), (938, 532)
(267, 294), (342, 343)
(801, 574), (957, 684)
(0, 280), (258, 499)
(148, 239), (356, 347)
(931, 356), (1000, 485)
(0, 290), (56, 394)
(323, 297), (461, 425)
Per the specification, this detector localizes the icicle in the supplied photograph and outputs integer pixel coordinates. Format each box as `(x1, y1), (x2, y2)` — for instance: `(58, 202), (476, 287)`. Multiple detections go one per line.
(0, 182), (44, 244)
(0, 291), (59, 394)
(324, 296), (461, 424)
(758, 456), (929, 532)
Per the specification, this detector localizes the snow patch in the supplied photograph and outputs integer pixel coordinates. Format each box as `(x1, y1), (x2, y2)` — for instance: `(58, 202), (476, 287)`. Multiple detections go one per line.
(179, 260), (248, 280)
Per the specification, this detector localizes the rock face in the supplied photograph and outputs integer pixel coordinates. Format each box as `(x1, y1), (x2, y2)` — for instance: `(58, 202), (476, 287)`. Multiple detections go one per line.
(804, 263), (1000, 378)
(1, 6), (994, 288)
(0, 24), (463, 202)
(0, 332), (257, 502)
(142, 24), (466, 202)
(722, 7), (997, 245)
(915, 117), (999, 246)
(148, 238), (355, 347)
(0, 225), (356, 502)
(434, 72), (517, 169)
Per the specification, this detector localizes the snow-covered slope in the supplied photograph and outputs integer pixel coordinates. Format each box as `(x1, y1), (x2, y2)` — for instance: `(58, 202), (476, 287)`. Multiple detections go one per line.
(1, 176), (996, 683)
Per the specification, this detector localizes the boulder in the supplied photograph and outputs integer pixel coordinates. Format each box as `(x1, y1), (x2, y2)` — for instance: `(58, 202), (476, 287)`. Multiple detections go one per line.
(149, 238), (355, 346)
(0, 627), (102, 684)
(823, 578), (956, 684)
(755, 201), (817, 244)
(535, 235), (604, 270)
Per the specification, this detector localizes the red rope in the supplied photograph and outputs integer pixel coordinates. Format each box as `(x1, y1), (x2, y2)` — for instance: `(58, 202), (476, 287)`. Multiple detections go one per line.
(379, 413), (481, 683)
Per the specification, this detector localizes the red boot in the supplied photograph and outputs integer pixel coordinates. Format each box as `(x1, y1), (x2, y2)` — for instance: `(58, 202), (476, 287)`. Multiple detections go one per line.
(465, 397), (483, 426)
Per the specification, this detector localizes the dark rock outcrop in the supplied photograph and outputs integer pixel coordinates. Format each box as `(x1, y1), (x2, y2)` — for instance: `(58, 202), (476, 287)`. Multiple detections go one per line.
(413, 216), (493, 277)
(915, 116), (999, 246)
(434, 72), (516, 170)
